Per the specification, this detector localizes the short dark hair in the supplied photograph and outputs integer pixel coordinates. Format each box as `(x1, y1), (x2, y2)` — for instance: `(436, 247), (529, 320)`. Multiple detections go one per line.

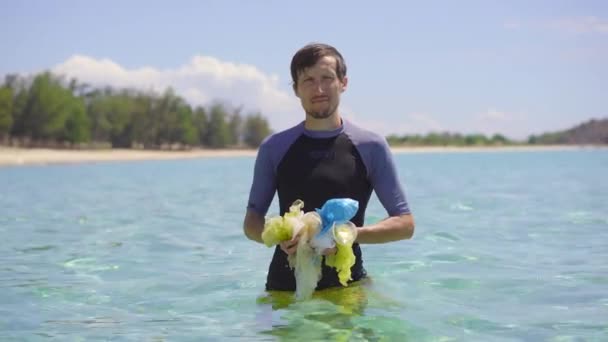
(290, 43), (347, 87)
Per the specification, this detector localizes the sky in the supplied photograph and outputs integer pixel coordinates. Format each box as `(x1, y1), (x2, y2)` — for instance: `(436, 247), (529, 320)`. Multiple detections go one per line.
(1, 0), (607, 140)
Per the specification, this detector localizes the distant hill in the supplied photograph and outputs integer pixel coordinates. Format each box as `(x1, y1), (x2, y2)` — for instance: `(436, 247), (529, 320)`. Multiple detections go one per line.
(528, 118), (608, 145)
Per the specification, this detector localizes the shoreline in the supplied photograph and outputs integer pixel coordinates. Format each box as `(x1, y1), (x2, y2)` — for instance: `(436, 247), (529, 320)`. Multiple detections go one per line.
(389, 144), (605, 154)
(0, 145), (605, 167)
(0, 147), (258, 167)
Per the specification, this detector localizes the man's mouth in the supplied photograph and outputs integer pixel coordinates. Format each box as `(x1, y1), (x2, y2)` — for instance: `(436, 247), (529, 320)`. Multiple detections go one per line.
(311, 96), (329, 103)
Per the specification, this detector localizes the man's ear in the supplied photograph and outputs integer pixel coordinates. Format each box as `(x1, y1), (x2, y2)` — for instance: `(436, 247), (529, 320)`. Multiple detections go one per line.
(340, 76), (348, 93)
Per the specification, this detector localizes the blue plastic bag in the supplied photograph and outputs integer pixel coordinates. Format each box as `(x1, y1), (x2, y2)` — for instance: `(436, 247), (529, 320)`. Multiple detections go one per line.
(316, 198), (359, 235)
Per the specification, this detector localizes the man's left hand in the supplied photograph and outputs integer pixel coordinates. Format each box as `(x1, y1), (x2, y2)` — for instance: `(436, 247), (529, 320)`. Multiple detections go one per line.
(320, 246), (337, 256)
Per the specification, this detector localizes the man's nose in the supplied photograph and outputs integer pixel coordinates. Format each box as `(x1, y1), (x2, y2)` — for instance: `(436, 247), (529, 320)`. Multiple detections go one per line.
(313, 79), (325, 93)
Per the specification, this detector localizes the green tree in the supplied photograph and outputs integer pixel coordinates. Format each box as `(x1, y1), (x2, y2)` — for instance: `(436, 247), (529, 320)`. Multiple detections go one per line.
(386, 134), (401, 146)
(155, 88), (182, 147)
(424, 132), (443, 146)
(175, 103), (197, 146)
(464, 134), (488, 146)
(86, 88), (113, 142)
(19, 72), (87, 142)
(109, 91), (137, 147)
(491, 133), (508, 145)
(130, 93), (156, 148)
(206, 103), (231, 148)
(192, 106), (208, 146)
(1, 71), (279, 149)
(64, 97), (90, 144)
(228, 108), (243, 146)
(9, 84), (30, 138)
(0, 86), (13, 138)
(243, 112), (272, 147)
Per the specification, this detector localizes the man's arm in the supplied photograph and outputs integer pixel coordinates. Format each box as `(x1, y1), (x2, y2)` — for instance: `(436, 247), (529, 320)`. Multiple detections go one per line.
(243, 139), (276, 244)
(359, 136), (415, 244)
(243, 209), (265, 244)
(356, 214), (415, 244)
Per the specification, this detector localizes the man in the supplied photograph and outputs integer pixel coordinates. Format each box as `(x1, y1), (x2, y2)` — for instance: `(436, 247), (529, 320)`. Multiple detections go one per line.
(243, 43), (414, 291)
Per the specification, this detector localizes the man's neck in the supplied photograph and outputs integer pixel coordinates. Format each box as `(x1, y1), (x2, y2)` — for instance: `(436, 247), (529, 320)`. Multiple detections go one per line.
(304, 112), (342, 131)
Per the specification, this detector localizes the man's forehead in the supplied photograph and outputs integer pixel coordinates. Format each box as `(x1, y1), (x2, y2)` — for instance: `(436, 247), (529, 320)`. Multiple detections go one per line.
(298, 56), (337, 76)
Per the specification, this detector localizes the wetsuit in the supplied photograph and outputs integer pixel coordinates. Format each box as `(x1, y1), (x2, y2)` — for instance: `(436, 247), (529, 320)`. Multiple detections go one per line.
(247, 119), (410, 291)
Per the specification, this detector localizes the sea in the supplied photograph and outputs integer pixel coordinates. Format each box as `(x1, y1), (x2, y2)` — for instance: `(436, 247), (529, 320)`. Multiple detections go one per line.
(1, 148), (607, 341)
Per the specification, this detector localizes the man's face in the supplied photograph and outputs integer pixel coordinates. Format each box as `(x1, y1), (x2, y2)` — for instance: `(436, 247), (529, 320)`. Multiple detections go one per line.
(294, 56), (348, 119)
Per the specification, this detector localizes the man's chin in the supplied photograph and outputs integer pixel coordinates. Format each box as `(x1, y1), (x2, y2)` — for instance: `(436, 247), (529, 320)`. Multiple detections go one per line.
(308, 112), (332, 119)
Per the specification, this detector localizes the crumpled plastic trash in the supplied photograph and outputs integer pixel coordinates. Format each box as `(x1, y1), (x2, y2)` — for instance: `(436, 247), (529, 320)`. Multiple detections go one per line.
(260, 200), (322, 299)
(261, 200), (305, 247)
(325, 221), (358, 286)
(310, 198), (359, 252)
(317, 198), (359, 235)
(260, 198), (360, 299)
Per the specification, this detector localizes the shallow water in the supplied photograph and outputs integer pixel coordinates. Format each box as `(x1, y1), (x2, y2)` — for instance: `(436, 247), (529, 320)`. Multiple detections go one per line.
(1, 149), (607, 341)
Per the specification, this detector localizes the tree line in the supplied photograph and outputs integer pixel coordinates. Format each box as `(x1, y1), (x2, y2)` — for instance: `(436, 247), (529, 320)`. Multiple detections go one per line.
(387, 118), (608, 147)
(387, 132), (513, 147)
(527, 118), (608, 145)
(0, 72), (273, 149)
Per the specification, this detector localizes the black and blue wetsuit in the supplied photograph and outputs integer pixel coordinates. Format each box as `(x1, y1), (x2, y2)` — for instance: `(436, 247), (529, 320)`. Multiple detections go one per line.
(247, 119), (410, 291)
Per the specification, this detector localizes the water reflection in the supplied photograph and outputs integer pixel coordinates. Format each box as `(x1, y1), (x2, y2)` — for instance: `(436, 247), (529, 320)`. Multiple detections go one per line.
(257, 279), (371, 340)
(254, 278), (427, 341)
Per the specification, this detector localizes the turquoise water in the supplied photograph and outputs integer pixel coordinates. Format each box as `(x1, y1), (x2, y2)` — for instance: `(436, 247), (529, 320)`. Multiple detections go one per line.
(1, 149), (607, 341)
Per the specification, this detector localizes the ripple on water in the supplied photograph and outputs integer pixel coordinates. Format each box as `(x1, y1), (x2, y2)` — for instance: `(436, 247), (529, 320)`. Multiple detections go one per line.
(450, 202), (474, 211)
(1, 277), (49, 289)
(446, 315), (517, 334)
(564, 211), (606, 225)
(425, 231), (461, 243)
(16, 245), (56, 253)
(391, 260), (427, 271)
(426, 253), (477, 263)
(533, 321), (608, 338)
(428, 278), (482, 291)
(63, 258), (119, 272)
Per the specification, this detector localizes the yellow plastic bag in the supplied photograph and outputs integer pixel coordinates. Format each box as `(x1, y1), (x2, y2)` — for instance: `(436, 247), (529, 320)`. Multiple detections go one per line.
(261, 200), (305, 247)
(325, 222), (358, 286)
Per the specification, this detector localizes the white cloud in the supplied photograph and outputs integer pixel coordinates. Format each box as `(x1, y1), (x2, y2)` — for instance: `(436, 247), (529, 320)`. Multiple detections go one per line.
(400, 112), (445, 134)
(548, 16), (608, 34)
(52, 54), (302, 131)
(479, 109), (508, 121)
(469, 108), (529, 139)
(505, 16), (608, 34)
(38, 55), (538, 140)
(345, 106), (531, 140)
(503, 19), (523, 30)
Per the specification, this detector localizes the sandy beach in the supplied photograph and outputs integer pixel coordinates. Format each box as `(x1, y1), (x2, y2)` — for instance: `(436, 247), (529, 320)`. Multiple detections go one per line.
(0, 147), (258, 167)
(0, 145), (603, 167)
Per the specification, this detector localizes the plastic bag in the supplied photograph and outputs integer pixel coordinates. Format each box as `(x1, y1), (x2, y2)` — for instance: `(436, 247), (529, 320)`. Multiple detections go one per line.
(261, 200), (306, 247)
(310, 198), (358, 253)
(325, 221), (358, 286)
(260, 198), (360, 299)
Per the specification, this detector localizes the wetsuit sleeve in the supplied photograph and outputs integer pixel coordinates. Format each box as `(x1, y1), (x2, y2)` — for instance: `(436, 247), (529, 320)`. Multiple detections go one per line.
(246, 142), (276, 216)
(369, 138), (411, 216)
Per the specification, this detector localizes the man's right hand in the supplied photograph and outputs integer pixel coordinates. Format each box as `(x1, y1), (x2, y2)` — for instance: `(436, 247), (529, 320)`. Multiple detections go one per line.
(243, 209), (266, 244)
(280, 235), (300, 255)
